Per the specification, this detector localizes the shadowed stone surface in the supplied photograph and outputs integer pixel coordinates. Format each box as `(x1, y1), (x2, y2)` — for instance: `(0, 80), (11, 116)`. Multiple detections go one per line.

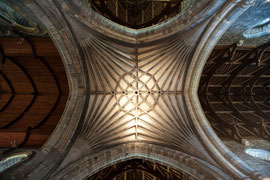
(218, 0), (270, 46)
(224, 140), (270, 178)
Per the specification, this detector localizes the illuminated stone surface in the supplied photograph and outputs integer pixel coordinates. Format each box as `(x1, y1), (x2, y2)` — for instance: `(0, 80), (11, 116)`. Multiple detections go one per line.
(0, 0), (264, 180)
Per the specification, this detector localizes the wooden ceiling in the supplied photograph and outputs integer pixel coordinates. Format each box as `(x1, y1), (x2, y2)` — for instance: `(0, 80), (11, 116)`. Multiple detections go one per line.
(199, 43), (270, 142)
(87, 0), (183, 29)
(88, 159), (195, 180)
(2, 38), (270, 148)
(0, 38), (68, 148)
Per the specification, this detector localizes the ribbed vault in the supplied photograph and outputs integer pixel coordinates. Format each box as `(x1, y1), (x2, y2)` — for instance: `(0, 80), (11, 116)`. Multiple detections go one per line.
(0, 0), (265, 180)
(74, 20), (211, 162)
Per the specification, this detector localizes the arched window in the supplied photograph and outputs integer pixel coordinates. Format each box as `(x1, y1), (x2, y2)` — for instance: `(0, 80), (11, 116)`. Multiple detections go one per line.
(0, 152), (31, 173)
(243, 18), (270, 39)
(245, 148), (270, 162)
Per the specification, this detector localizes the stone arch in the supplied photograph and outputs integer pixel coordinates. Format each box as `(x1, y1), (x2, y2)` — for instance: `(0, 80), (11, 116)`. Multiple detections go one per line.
(2, 0), (263, 180)
(50, 143), (229, 179)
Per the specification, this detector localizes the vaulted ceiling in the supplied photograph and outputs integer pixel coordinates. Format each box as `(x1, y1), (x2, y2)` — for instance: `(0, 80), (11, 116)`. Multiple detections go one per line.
(0, 0), (270, 179)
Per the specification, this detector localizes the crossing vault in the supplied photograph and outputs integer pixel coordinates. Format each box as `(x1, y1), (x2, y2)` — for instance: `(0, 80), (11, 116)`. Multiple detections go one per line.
(2, 0), (264, 179)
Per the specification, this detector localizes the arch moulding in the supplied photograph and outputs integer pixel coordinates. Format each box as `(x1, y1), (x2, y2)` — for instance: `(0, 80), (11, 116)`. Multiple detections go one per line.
(4, 0), (263, 180)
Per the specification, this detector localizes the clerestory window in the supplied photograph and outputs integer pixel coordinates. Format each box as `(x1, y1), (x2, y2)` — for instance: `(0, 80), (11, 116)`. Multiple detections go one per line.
(0, 152), (31, 173)
(245, 148), (270, 162)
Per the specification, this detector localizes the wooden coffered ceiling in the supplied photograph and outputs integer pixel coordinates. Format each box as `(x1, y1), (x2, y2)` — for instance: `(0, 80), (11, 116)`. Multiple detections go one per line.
(0, 38), (68, 148)
(199, 43), (270, 142)
(85, 0), (186, 29)
(88, 159), (195, 180)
